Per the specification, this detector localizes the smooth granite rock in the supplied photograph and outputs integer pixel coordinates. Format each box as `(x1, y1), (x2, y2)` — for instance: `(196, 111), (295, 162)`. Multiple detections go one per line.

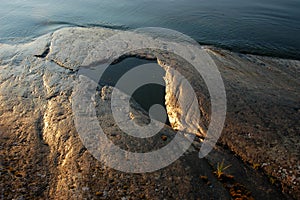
(0, 27), (299, 199)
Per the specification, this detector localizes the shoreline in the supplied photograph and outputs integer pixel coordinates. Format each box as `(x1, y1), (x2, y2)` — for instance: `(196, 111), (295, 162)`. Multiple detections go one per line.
(1, 24), (300, 61)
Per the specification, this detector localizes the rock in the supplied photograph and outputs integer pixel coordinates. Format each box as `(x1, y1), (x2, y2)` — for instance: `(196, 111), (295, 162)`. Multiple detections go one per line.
(159, 45), (299, 199)
(0, 27), (298, 199)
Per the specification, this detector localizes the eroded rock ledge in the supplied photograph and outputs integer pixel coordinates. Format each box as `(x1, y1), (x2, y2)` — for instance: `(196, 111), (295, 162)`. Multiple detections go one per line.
(0, 27), (299, 199)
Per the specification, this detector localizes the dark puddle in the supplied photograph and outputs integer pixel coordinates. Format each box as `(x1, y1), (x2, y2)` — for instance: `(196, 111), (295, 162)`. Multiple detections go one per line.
(99, 57), (170, 125)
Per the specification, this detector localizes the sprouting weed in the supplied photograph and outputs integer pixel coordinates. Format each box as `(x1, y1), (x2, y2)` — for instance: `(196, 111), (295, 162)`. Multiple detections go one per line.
(215, 159), (231, 179)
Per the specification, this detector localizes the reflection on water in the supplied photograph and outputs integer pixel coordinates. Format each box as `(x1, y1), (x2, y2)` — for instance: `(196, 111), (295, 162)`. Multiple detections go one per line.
(0, 0), (300, 59)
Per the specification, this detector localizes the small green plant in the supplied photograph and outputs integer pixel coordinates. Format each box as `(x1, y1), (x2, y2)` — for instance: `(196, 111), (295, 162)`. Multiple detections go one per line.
(215, 159), (231, 179)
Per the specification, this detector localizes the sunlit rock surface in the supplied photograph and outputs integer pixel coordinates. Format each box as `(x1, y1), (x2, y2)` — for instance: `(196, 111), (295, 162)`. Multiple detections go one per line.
(0, 27), (299, 199)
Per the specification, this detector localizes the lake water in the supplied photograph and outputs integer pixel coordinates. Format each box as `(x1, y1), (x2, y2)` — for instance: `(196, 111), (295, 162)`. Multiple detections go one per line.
(1, 0), (300, 59)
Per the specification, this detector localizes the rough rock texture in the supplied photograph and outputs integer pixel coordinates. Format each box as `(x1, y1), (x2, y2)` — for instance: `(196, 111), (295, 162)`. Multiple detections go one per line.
(158, 47), (300, 198)
(0, 27), (299, 199)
